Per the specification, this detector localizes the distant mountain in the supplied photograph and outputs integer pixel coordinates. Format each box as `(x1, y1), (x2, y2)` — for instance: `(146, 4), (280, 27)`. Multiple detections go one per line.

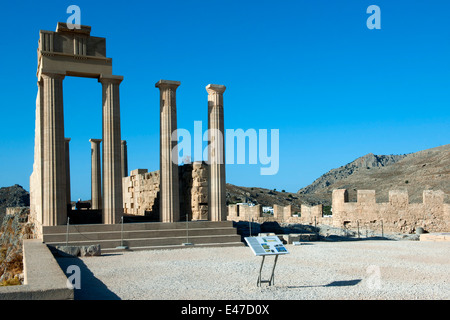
(298, 153), (408, 195)
(297, 144), (450, 205)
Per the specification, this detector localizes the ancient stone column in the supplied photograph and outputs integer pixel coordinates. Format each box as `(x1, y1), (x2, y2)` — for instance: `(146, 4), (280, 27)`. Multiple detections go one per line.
(206, 84), (227, 221)
(99, 75), (124, 224)
(89, 139), (102, 210)
(41, 72), (67, 226)
(121, 140), (128, 177)
(64, 138), (71, 210)
(156, 80), (181, 223)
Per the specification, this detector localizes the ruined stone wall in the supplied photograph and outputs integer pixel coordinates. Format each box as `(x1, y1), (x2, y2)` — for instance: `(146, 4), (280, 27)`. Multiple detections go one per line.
(227, 203), (329, 225)
(227, 188), (448, 234)
(123, 169), (160, 216)
(179, 162), (209, 220)
(332, 189), (450, 233)
(122, 162), (209, 220)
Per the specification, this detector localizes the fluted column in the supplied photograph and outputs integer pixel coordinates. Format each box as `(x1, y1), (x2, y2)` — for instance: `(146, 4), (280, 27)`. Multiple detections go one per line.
(99, 75), (123, 224)
(206, 84), (227, 221)
(121, 140), (128, 177)
(89, 139), (102, 210)
(41, 72), (67, 226)
(64, 138), (71, 209)
(156, 80), (181, 223)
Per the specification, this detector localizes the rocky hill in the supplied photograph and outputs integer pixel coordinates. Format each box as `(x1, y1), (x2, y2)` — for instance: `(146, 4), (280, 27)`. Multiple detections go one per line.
(297, 144), (450, 205)
(225, 184), (325, 213)
(0, 185), (30, 220)
(298, 153), (408, 195)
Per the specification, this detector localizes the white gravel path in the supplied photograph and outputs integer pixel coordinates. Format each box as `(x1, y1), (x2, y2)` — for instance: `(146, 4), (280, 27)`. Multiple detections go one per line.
(56, 240), (450, 300)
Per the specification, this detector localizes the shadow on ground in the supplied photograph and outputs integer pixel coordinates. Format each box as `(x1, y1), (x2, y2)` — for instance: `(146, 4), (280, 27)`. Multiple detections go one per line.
(287, 279), (362, 289)
(56, 256), (121, 300)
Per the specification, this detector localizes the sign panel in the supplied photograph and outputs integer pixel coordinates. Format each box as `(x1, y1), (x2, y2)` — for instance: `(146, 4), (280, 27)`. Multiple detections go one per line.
(244, 236), (289, 256)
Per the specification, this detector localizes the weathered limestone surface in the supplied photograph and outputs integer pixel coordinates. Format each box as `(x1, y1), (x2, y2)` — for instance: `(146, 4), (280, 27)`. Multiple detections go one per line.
(123, 163), (209, 220)
(41, 72), (67, 227)
(156, 80), (181, 223)
(227, 188), (448, 234)
(206, 84), (227, 222)
(121, 140), (128, 177)
(227, 203), (328, 225)
(89, 139), (102, 210)
(331, 189), (449, 233)
(123, 169), (159, 216)
(30, 23), (124, 233)
(100, 75), (124, 224)
(181, 162), (209, 221)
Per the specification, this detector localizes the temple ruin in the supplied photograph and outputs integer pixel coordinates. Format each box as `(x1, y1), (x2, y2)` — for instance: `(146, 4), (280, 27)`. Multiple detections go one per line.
(28, 23), (448, 249)
(30, 23), (124, 236)
(29, 23), (231, 247)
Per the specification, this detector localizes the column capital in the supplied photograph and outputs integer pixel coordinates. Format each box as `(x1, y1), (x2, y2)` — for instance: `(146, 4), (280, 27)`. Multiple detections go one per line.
(89, 138), (102, 143)
(41, 71), (66, 81)
(206, 84), (226, 95)
(155, 80), (181, 90)
(64, 138), (71, 142)
(99, 74), (123, 85)
(121, 140), (127, 145)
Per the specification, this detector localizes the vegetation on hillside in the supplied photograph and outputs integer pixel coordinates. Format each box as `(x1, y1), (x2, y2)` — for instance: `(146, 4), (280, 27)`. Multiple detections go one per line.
(0, 207), (34, 286)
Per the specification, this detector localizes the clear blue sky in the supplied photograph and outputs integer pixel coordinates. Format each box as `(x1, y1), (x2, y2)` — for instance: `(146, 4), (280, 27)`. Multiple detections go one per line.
(0, 0), (449, 200)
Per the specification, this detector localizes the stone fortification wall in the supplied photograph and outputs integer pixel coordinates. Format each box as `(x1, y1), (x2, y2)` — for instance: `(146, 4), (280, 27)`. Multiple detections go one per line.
(332, 189), (449, 233)
(227, 203), (330, 226)
(227, 188), (449, 234)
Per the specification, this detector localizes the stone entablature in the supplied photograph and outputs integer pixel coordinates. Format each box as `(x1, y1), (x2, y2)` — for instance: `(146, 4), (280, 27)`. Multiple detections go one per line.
(37, 23), (112, 79)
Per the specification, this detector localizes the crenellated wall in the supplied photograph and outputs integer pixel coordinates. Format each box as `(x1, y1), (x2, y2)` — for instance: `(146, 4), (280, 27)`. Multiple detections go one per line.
(227, 203), (329, 225)
(332, 189), (449, 233)
(227, 188), (449, 234)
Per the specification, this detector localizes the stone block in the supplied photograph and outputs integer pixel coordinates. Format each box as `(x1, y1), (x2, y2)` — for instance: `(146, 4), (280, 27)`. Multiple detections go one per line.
(54, 245), (80, 257)
(389, 190), (409, 207)
(80, 244), (101, 257)
(130, 169), (148, 176)
(357, 190), (376, 204)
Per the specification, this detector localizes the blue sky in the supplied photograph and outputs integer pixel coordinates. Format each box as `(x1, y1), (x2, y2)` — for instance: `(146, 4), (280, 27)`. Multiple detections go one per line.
(0, 0), (449, 200)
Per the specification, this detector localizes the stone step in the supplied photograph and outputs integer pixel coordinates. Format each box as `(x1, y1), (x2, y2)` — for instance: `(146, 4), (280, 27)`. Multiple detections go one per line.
(420, 233), (450, 241)
(102, 241), (245, 253)
(43, 227), (237, 243)
(43, 220), (233, 234)
(43, 221), (243, 252)
(46, 234), (243, 250)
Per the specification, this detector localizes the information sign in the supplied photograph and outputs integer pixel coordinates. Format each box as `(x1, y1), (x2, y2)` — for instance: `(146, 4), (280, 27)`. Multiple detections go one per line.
(244, 236), (289, 256)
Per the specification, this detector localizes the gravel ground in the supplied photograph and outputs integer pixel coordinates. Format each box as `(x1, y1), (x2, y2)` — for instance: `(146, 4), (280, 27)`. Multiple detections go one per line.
(56, 240), (450, 300)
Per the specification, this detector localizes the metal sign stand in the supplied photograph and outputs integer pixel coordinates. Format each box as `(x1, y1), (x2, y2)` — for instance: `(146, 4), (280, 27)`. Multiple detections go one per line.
(116, 216), (129, 250)
(245, 236), (288, 287)
(257, 255), (279, 287)
(182, 213), (193, 246)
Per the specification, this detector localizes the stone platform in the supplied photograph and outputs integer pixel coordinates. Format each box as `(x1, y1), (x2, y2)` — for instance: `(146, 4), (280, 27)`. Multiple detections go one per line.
(419, 233), (450, 242)
(43, 220), (244, 253)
